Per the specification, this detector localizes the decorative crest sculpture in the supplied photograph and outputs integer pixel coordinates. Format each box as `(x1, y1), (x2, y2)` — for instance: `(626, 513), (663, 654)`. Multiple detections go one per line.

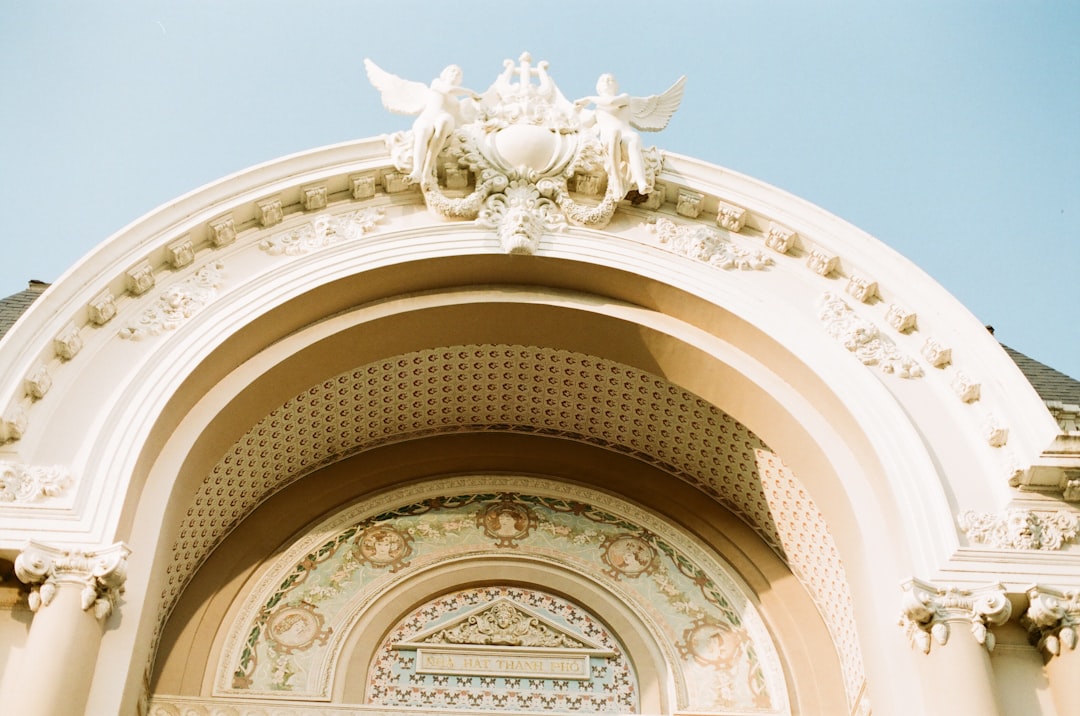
(365, 53), (685, 254)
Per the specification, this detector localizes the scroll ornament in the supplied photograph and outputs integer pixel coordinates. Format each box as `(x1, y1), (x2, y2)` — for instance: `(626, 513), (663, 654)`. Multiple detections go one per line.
(0, 462), (72, 503)
(958, 509), (1080, 551)
(14, 541), (130, 620)
(899, 579), (1011, 654)
(365, 53), (685, 254)
(120, 262), (225, 340)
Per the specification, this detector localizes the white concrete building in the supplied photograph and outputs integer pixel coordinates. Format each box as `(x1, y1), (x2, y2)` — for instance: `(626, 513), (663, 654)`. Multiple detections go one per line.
(0, 55), (1078, 716)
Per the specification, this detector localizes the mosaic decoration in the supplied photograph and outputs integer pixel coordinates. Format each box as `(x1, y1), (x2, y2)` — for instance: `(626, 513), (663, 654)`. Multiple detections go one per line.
(217, 484), (785, 712)
(369, 586), (633, 712)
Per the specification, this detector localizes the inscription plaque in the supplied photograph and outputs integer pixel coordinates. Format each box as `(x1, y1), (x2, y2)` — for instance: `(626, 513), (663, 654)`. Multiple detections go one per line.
(415, 646), (592, 680)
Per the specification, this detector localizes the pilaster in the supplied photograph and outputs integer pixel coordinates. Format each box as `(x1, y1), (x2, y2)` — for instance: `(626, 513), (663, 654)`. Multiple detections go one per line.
(899, 579), (1011, 716)
(1, 541), (129, 716)
(1024, 585), (1080, 715)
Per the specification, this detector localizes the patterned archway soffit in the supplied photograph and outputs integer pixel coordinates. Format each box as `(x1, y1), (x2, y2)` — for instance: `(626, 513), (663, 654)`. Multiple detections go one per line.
(167, 344), (863, 702)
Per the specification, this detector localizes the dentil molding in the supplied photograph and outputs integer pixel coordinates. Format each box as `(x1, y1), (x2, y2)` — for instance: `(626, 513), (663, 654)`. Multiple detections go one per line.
(899, 579), (1011, 654)
(14, 541), (130, 620)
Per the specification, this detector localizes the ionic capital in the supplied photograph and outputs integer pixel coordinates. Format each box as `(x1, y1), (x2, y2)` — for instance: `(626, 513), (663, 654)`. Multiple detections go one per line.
(1023, 585), (1080, 657)
(900, 579), (1012, 654)
(14, 541), (130, 620)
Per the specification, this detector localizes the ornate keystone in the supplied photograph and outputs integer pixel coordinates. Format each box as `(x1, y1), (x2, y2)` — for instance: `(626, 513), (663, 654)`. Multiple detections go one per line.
(900, 579), (1012, 654)
(365, 54), (685, 252)
(1023, 586), (1080, 657)
(15, 541), (130, 620)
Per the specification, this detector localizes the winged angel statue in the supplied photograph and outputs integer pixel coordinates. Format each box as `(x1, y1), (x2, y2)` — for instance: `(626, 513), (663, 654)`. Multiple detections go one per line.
(575, 73), (686, 196)
(364, 55), (686, 253)
(364, 59), (480, 187)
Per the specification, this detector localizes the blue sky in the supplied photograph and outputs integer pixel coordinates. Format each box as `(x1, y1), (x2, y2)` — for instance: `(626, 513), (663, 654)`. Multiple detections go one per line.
(2, 1), (1077, 378)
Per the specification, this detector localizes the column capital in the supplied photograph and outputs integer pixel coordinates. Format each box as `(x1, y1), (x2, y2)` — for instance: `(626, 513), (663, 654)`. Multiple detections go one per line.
(14, 540), (130, 620)
(1023, 585), (1080, 658)
(900, 578), (1012, 654)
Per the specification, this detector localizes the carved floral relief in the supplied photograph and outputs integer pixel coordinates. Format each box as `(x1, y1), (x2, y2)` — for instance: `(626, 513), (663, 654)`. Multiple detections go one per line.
(0, 462), (72, 503)
(119, 262), (225, 341)
(958, 509), (1080, 551)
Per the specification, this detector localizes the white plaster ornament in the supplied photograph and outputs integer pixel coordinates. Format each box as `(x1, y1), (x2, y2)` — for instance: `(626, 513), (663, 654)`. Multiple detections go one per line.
(366, 53), (685, 254)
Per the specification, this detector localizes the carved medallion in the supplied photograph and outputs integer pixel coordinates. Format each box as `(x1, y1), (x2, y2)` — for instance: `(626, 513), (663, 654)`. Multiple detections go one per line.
(265, 602), (331, 655)
(679, 617), (747, 667)
(354, 525), (412, 571)
(477, 497), (536, 547)
(601, 534), (657, 578)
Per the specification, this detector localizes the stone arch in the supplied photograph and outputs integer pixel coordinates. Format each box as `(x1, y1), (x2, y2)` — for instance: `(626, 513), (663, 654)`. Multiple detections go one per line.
(0, 91), (1065, 713)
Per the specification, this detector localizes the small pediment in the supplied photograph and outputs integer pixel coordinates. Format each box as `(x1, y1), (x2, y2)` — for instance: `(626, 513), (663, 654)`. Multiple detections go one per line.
(398, 597), (607, 653)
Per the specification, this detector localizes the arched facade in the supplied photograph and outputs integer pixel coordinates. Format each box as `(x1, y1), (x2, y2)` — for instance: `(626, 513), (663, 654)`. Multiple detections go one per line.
(0, 57), (1078, 716)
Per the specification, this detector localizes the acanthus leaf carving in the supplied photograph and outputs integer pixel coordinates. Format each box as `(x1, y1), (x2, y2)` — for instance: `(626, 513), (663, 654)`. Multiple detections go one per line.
(816, 293), (923, 378)
(899, 579), (1011, 654)
(958, 509), (1080, 551)
(0, 462), (73, 503)
(1023, 586), (1080, 657)
(646, 217), (772, 270)
(14, 541), (130, 621)
(119, 262), (225, 341)
(258, 208), (385, 257)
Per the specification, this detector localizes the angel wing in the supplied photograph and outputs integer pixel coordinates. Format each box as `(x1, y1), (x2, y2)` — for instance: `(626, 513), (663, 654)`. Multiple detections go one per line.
(628, 76), (687, 132)
(364, 59), (432, 116)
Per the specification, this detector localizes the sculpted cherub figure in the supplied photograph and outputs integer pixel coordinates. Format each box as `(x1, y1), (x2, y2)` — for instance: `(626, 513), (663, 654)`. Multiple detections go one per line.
(575, 73), (686, 196)
(364, 59), (480, 186)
